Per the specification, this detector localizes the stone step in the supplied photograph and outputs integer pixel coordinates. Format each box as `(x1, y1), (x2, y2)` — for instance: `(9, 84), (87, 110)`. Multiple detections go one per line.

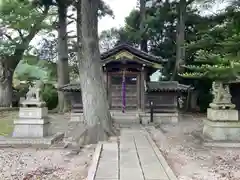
(113, 115), (140, 124)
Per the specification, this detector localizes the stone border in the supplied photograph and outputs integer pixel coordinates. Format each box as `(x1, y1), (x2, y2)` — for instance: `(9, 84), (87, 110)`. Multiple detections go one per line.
(144, 127), (178, 180)
(191, 133), (240, 148)
(87, 142), (103, 180)
(196, 132), (240, 148)
(203, 141), (240, 148)
(0, 132), (64, 148)
(0, 107), (18, 112)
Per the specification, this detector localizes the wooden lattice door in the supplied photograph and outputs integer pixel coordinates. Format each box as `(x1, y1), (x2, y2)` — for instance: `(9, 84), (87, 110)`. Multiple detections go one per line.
(110, 73), (138, 110)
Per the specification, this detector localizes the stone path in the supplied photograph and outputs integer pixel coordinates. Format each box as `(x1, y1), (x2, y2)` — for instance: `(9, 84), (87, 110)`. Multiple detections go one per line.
(92, 126), (177, 180)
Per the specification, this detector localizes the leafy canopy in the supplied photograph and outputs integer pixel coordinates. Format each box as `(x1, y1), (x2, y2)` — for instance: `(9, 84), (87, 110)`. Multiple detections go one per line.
(181, 7), (240, 82)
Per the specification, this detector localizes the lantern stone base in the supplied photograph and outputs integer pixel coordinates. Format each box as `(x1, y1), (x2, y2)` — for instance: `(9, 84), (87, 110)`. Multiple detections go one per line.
(203, 108), (240, 141)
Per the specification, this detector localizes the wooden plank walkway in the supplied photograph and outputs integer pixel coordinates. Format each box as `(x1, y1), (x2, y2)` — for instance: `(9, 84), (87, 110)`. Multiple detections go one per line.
(91, 127), (177, 180)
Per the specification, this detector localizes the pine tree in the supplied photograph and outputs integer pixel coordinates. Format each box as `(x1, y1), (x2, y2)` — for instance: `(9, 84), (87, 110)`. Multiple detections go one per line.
(180, 49), (240, 82)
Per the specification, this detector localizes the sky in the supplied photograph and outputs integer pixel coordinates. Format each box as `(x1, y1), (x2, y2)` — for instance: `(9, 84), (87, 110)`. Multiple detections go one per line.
(98, 0), (137, 33)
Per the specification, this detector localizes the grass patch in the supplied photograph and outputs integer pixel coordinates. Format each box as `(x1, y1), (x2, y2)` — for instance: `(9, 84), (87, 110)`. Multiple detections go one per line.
(0, 111), (17, 136)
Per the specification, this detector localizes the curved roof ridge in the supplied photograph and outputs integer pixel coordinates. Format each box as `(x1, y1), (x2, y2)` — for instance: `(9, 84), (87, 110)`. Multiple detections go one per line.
(100, 43), (166, 63)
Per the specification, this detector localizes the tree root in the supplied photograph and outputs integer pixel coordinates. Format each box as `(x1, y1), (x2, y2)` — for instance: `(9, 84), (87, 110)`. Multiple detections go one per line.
(69, 123), (119, 154)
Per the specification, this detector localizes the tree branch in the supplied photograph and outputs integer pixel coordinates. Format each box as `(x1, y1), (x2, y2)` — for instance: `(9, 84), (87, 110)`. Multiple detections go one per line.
(17, 30), (24, 40)
(12, 5), (50, 68)
(67, 30), (75, 34)
(3, 33), (14, 42)
(67, 20), (75, 25)
(68, 35), (77, 38)
(67, 14), (76, 21)
(186, 0), (195, 6)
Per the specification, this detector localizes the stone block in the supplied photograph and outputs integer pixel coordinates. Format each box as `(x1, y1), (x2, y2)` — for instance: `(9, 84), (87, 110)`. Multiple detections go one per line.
(19, 107), (48, 119)
(13, 103), (49, 138)
(141, 116), (150, 125)
(203, 119), (240, 141)
(14, 118), (49, 125)
(207, 108), (239, 121)
(13, 122), (50, 138)
(154, 113), (179, 124)
(139, 113), (178, 124)
(0, 133), (64, 147)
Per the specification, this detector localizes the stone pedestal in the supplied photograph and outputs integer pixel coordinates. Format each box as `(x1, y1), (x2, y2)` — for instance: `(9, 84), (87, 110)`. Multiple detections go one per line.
(203, 108), (240, 141)
(13, 100), (49, 138)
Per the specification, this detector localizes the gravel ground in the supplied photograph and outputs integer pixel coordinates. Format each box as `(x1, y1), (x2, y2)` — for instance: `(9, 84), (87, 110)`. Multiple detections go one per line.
(149, 114), (240, 180)
(0, 145), (95, 180)
(0, 112), (95, 180)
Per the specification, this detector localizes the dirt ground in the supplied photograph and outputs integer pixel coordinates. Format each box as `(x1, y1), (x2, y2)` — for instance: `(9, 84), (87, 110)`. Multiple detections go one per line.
(149, 114), (240, 180)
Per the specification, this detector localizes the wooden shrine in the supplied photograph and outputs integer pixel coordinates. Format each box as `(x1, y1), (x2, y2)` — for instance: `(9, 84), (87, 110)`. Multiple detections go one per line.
(59, 44), (192, 123)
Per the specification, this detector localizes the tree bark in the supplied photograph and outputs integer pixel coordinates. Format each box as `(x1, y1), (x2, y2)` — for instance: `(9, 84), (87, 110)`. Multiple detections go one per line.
(139, 0), (148, 52)
(171, 0), (186, 80)
(78, 0), (115, 144)
(0, 58), (14, 107)
(57, 1), (70, 113)
(76, 0), (82, 71)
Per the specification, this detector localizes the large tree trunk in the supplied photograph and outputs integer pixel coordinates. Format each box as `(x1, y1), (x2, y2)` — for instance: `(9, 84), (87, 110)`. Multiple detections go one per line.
(171, 0), (186, 80)
(139, 0), (148, 52)
(0, 58), (14, 107)
(57, 1), (70, 113)
(78, 0), (115, 144)
(76, 0), (82, 71)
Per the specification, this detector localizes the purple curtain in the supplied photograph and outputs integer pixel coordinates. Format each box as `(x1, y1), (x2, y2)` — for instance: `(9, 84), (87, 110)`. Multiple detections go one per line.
(122, 70), (126, 113)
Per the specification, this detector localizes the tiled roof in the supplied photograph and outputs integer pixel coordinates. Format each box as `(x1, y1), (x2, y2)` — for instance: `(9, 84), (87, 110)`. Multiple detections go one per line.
(59, 81), (193, 92)
(100, 43), (167, 63)
(146, 81), (193, 92)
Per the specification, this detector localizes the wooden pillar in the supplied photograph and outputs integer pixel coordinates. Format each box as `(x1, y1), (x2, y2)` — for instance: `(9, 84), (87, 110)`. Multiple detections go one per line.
(140, 65), (146, 112)
(137, 72), (141, 110)
(107, 72), (112, 109)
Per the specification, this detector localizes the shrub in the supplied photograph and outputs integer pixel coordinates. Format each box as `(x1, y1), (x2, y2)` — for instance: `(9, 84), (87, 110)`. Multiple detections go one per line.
(198, 91), (213, 113)
(41, 84), (58, 110)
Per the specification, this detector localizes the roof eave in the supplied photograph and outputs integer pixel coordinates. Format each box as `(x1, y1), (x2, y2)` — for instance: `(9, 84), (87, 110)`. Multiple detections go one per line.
(100, 43), (165, 64)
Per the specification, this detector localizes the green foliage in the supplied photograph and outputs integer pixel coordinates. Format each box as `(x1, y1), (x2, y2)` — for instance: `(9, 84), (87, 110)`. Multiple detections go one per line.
(198, 91), (213, 112)
(41, 83), (58, 110)
(98, 0), (114, 18)
(0, 0), (52, 56)
(16, 83), (29, 97)
(14, 59), (49, 83)
(181, 7), (240, 82)
(181, 50), (240, 81)
(117, 1), (220, 79)
(115, 1), (240, 111)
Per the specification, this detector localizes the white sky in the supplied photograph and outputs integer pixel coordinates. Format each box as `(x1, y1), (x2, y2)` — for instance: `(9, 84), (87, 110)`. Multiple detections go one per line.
(98, 0), (229, 33)
(32, 0), (136, 47)
(98, 0), (137, 32)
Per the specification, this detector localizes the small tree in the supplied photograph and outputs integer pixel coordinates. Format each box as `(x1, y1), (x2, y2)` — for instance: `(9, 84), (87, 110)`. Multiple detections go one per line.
(0, 0), (50, 107)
